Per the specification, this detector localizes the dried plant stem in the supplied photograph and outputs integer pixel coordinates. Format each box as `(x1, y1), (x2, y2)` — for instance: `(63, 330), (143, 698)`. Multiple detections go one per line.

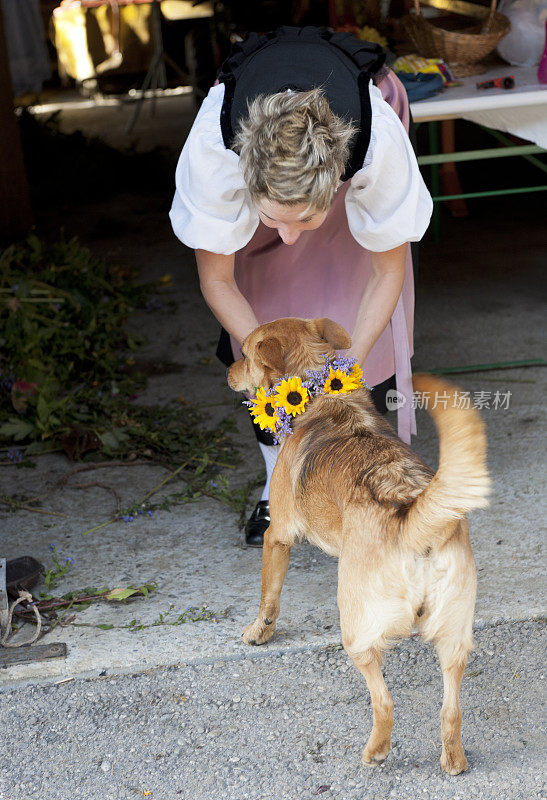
(0, 498), (66, 517)
(47, 600), (76, 633)
(138, 460), (190, 504)
(81, 460), (190, 535)
(28, 459), (168, 505)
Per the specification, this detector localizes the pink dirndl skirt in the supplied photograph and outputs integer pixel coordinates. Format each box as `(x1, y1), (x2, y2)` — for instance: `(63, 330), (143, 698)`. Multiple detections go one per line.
(231, 72), (417, 443)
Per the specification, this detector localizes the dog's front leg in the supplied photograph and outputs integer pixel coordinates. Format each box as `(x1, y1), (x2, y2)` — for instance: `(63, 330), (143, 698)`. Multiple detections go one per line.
(242, 526), (290, 646)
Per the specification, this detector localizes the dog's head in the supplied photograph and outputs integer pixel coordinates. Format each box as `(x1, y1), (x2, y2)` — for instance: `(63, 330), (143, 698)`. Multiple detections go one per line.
(227, 317), (352, 393)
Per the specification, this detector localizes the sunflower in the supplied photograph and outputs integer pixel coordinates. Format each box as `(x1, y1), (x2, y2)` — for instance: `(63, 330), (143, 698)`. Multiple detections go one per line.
(348, 362), (364, 388)
(323, 367), (357, 395)
(249, 386), (279, 432)
(274, 376), (309, 416)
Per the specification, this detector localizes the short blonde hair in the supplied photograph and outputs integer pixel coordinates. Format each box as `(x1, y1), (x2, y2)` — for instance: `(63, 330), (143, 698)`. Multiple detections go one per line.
(232, 88), (356, 212)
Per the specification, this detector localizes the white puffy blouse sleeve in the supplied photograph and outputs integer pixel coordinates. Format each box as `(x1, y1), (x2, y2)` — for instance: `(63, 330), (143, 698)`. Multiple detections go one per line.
(169, 83), (259, 255)
(345, 84), (433, 252)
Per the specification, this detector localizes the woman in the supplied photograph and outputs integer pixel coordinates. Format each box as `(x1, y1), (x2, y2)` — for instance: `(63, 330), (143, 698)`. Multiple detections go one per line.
(170, 27), (433, 546)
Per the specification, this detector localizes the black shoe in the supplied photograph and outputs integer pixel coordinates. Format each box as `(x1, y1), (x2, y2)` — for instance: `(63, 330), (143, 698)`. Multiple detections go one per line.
(244, 501), (270, 547)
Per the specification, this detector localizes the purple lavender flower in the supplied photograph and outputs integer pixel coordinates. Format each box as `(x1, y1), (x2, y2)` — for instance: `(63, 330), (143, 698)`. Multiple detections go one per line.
(333, 354), (357, 373)
(65, 557), (74, 565)
(274, 407), (294, 442)
(7, 447), (22, 463)
(304, 362), (331, 393)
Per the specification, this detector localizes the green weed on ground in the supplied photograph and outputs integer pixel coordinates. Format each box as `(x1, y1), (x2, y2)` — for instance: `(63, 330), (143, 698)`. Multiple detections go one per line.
(0, 235), (255, 527)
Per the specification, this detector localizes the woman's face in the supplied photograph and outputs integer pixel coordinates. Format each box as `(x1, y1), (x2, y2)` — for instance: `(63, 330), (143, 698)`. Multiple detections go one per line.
(255, 198), (329, 245)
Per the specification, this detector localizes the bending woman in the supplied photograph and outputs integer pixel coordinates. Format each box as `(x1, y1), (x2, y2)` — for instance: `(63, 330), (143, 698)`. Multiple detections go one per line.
(170, 27), (433, 546)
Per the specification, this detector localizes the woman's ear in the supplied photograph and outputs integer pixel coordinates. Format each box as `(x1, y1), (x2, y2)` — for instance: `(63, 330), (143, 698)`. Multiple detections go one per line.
(312, 318), (352, 350)
(257, 337), (285, 375)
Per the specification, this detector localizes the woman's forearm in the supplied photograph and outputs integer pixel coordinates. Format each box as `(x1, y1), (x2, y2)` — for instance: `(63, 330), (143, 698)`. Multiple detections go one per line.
(195, 249), (259, 345)
(348, 243), (407, 365)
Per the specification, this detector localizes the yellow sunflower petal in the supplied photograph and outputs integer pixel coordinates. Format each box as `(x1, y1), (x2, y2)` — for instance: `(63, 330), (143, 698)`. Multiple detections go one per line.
(248, 386), (279, 431)
(254, 409), (279, 432)
(349, 363), (363, 386)
(249, 386), (268, 417)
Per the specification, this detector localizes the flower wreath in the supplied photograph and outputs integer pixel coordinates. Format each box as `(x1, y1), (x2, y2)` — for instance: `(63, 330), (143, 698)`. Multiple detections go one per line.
(245, 355), (370, 444)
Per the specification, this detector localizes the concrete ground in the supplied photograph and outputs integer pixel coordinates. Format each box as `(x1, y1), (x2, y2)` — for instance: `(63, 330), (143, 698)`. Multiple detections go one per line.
(0, 621), (545, 800)
(0, 91), (545, 799)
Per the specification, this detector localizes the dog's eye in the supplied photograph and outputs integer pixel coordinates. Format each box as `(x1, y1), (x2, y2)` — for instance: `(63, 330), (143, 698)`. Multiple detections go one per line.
(242, 353), (246, 360)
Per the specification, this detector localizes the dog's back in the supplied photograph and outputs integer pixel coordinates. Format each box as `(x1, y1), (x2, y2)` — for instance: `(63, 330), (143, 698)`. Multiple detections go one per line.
(279, 374), (490, 558)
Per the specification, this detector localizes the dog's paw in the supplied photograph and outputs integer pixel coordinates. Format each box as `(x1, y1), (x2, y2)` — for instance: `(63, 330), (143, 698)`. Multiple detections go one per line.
(242, 618), (276, 646)
(362, 741), (390, 767)
(440, 747), (468, 775)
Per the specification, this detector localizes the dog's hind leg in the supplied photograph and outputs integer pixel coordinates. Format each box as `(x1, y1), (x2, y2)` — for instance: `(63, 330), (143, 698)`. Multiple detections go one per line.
(421, 524), (475, 773)
(337, 528), (399, 765)
(350, 649), (394, 766)
(242, 525), (290, 646)
(435, 639), (470, 775)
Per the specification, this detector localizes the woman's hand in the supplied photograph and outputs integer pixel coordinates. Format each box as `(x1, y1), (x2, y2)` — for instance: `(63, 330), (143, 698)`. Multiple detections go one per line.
(348, 243), (407, 365)
(195, 249), (259, 346)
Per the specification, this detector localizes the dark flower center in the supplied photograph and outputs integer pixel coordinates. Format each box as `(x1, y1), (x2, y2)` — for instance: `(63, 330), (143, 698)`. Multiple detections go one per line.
(330, 378), (343, 391)
(265, 402), (275, 416)
(287, 391), (303, 406)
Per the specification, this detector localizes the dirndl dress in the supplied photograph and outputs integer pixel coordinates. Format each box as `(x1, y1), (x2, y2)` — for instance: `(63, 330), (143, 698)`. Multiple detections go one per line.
(230, 73), (419, 443)
(170, 72), (432, 444)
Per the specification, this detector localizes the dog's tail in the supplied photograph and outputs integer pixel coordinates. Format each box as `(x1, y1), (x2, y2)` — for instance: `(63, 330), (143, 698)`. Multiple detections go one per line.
(400, 374), (491, 552)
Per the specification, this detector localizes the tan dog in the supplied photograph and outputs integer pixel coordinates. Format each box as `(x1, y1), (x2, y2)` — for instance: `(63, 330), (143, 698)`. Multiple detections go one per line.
(228, 317), (490, 775)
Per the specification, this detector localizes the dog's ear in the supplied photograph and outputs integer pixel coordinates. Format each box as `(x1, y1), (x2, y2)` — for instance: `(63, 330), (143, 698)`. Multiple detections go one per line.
(312, 318), (352, 350)
(257, 337), (285, 374)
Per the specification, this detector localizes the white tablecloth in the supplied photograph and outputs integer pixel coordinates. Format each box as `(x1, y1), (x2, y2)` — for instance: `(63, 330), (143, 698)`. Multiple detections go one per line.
(410, 64), (547, 148)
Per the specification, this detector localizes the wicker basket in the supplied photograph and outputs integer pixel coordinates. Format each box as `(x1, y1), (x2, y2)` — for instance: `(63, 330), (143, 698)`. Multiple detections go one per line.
(400, 0), (511, 77)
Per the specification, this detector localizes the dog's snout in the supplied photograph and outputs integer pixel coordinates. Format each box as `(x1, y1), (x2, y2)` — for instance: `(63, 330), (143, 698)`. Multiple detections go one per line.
(227, 360), (244, 392)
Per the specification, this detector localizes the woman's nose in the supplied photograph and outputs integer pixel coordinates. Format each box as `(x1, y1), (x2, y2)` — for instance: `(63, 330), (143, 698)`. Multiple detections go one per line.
(279, 226), (300, 245)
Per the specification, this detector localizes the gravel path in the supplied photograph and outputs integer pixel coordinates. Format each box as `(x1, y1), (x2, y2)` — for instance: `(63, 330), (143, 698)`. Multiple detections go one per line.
(1, 619), (545, 800)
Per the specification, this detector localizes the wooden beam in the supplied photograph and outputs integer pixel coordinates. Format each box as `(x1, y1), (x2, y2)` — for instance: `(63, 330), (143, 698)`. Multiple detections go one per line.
(0, 642), (67, 667)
